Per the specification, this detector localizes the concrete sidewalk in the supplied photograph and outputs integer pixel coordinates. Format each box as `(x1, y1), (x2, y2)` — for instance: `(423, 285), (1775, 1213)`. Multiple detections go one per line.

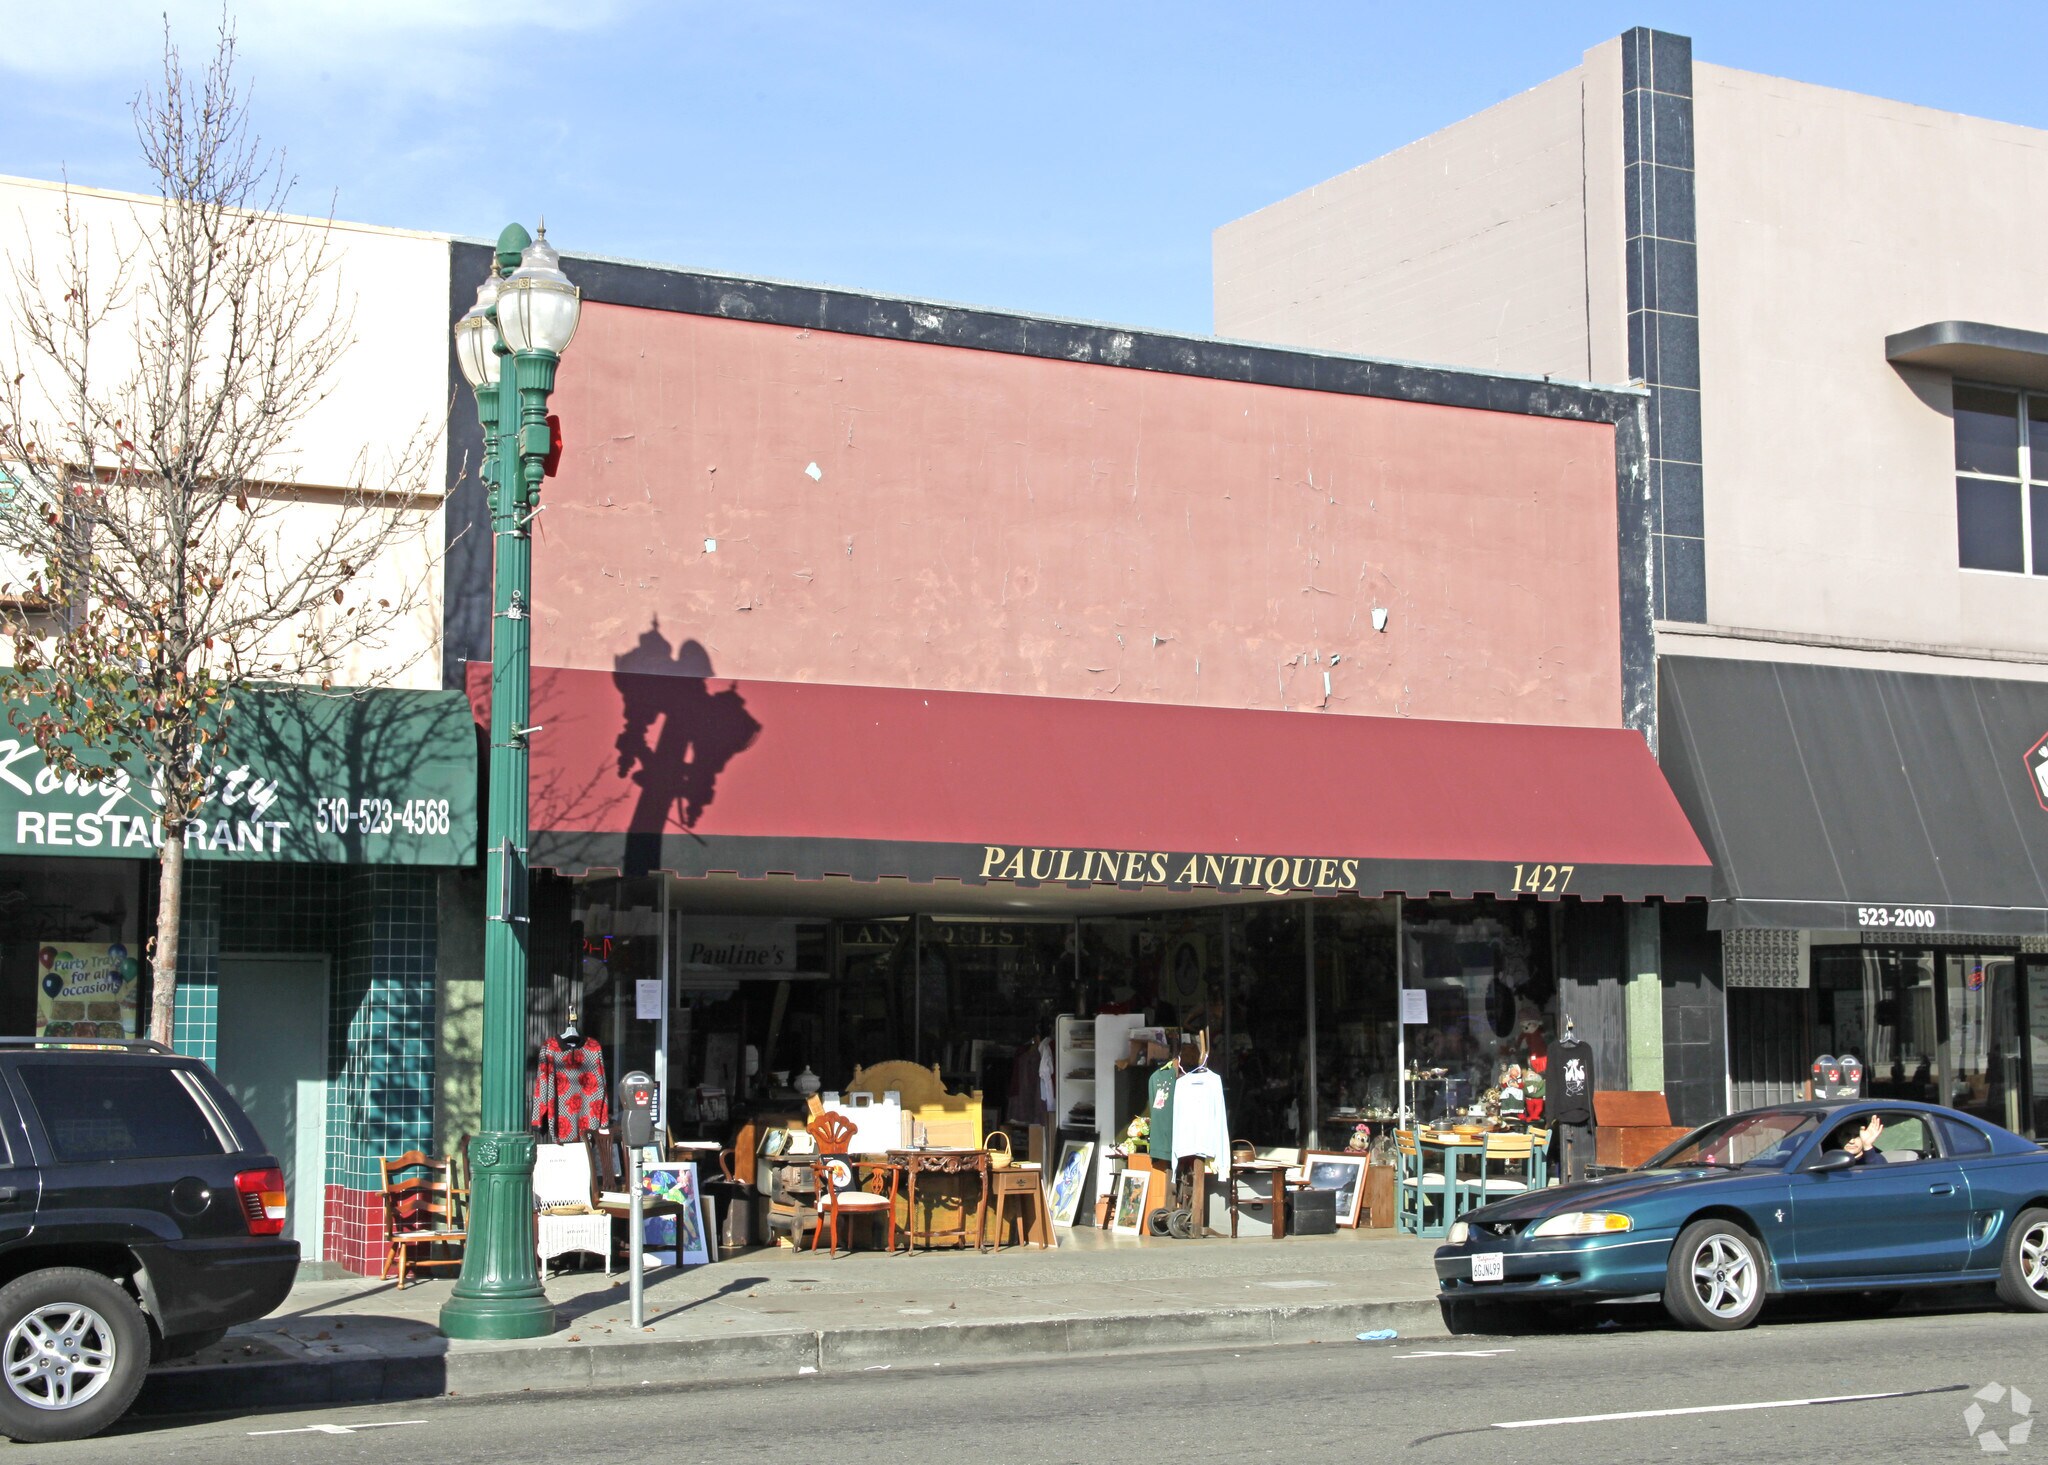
(139, 1228), (1449, 1416)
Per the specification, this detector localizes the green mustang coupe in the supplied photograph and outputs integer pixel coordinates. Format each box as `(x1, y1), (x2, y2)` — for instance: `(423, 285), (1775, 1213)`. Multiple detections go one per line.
(1433, 1100), (2048, 1330)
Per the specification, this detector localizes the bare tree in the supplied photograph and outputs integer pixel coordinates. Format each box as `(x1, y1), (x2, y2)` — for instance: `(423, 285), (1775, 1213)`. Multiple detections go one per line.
(0, 23), (439, 1046)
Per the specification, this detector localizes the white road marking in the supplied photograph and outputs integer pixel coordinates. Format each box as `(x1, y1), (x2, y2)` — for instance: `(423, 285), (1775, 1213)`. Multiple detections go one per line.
(249, 1420), (427, 1437)
(1493, 1390), (1917, 1429)
(1397, 1348), (1516, 1359)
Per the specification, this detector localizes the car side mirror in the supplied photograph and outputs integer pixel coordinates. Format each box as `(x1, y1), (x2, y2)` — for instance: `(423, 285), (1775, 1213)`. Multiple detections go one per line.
(1809, 1149), (1857, 1174)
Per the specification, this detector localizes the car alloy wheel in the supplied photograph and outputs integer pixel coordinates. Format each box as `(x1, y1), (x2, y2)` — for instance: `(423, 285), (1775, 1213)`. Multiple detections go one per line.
(2019, 1220), (2048, 1298)
(3, 1303), (116, 1412)
(1997, 1207), (2048, 1312)
(1689, 1233), (1759, 1320)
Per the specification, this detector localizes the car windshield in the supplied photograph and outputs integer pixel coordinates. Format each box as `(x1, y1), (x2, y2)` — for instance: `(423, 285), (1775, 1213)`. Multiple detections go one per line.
(1648, 1110), (1820, 1170)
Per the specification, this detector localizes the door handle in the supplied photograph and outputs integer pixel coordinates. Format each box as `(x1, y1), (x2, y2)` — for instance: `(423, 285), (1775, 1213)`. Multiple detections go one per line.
(1929, 1184), (1957, 1196)
(0, 1186), (24, 1204)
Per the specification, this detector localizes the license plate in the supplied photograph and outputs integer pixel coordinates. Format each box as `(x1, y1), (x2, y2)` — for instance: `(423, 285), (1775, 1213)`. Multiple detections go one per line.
(1470, 1252), (1505, 1283)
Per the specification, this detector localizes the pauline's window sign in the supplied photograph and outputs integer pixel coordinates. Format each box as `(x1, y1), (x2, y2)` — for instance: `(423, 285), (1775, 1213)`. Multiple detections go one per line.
(0, 687), (477, 866)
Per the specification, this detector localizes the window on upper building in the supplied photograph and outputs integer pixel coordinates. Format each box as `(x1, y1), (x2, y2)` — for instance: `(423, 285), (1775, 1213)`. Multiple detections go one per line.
(1954, 384), (2048, 574)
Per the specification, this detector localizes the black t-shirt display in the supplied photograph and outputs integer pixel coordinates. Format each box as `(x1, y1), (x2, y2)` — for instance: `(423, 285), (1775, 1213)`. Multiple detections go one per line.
(1548, 1040), (1595, 1126)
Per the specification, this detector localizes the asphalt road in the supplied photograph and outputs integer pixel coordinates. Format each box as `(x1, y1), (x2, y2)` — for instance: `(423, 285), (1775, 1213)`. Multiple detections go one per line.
(49, 1297), (2048, 1463)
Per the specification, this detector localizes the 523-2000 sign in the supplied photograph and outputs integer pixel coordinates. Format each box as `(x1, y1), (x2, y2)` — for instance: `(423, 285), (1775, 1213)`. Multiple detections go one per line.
(315, 798), (453, 836)
(1857, 906), (1936, 929)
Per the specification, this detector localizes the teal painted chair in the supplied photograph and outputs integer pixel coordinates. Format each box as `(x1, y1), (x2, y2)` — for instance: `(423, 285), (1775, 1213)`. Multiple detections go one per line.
(1396, 1128), (1455, 1237)
(1472, 1131), (1539, 1207)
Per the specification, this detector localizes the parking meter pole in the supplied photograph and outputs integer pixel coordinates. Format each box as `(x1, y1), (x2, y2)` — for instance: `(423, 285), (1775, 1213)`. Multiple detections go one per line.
(617, 1070), (656, 1331)
(629, 1147), (644, 1329)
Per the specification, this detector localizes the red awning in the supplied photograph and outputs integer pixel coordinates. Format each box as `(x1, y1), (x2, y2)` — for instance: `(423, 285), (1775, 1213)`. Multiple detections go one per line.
(471, 664), (1711, 902)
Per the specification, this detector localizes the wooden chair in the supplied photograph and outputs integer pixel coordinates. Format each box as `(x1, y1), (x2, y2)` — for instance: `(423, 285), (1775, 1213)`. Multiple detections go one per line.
(379, 1151), (465, 1287)
(1395, 1129), (1454, 1238)
(1474, 1132), (1536, 1203)
(810, 1151), (894, 1255)
(1526, 1125), (1553, 1187)
(583, 1126), (683, 1269)
(810, 1111), (856, 1156)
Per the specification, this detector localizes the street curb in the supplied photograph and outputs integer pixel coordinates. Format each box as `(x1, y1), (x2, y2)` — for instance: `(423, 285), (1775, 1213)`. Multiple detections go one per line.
(135, 1295), (1447, 1416)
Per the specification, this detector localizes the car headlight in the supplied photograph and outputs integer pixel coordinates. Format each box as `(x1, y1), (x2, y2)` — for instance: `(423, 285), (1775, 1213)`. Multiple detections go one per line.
(1530, 1211), (1633, 1238)
(1447, 1221), (1469, 1246)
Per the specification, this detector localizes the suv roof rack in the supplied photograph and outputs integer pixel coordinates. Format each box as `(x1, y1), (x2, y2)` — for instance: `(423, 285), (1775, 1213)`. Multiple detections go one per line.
(0, 1037), (174, 1055)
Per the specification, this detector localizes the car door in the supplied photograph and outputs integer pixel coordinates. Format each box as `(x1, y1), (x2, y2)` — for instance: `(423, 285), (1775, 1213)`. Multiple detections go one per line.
(1786, 1109), (1974, 1282)
(0, 1082), (39, 1247)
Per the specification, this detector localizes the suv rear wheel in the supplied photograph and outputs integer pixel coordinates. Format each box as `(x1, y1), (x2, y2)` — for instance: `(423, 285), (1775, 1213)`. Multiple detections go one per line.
(0, 1268), (149, 1443)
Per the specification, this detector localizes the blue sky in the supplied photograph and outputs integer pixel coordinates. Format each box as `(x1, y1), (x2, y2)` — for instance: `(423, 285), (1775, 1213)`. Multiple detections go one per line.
(5, 3), (2047, 336)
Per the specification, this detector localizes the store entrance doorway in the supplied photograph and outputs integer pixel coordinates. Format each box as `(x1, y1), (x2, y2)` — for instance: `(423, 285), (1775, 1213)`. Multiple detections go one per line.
(216, 955), (329, 1250)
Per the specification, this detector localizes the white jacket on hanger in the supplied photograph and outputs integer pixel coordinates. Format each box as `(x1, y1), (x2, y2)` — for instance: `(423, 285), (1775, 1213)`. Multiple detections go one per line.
(1171, 1068), (1230, 1176)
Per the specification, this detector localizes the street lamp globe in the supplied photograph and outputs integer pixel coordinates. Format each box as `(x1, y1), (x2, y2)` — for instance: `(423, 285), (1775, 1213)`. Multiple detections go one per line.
(495, 225), (581, 357)
(453, 272), (504, 389)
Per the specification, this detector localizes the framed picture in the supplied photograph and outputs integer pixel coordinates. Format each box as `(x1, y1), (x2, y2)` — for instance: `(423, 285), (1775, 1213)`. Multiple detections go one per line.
(762, 1128), (789, 1157)
(1110, 1169), (1149, 1235)
(1301, 1150), (1371, 1228)
(639, 1161), (711, 1266)
(1047, 1139), (1095, 1227)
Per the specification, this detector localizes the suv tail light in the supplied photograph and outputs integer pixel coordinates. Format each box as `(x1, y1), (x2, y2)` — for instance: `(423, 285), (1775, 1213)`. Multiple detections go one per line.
(235, 1168), (287, 1236)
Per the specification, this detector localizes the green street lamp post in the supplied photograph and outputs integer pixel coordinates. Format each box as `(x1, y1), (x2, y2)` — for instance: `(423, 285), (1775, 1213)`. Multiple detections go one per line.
(440, 222), (581, 1341)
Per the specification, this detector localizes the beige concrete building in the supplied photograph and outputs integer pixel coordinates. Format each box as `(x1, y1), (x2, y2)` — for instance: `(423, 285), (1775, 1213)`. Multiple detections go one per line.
(1218, 28), (2048, 1130)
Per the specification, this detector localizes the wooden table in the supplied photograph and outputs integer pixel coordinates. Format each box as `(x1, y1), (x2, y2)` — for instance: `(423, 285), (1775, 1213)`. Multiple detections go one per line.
(1227, 1159), (1293, 1238)
(887, 1148), (991, 1252)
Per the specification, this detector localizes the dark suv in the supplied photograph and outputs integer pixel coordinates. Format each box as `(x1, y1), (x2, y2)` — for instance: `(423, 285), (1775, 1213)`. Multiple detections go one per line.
(0, 1039), (298, 1441)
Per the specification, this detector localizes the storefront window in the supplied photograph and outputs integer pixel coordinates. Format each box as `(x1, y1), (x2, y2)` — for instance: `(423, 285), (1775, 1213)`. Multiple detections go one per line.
(1313, 900), (1399, 1142)
(1226, 905), (1306, 1141)
(0, 859), (144, 1039)
(1812, 948), (1939, 1102)
(1401, 900), (1557, 1126)
(1943, 953), (2024, 1132)
(547, 876), (664, 1117)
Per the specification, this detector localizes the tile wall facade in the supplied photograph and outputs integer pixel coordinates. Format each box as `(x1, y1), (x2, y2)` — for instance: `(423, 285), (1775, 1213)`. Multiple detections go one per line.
(1621, 27), (1707, 623)
(170, 861), (440, 1275)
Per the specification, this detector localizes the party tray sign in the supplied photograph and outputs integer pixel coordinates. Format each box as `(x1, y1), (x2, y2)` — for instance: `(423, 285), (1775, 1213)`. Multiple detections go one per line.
(36, 941), (139, 1039)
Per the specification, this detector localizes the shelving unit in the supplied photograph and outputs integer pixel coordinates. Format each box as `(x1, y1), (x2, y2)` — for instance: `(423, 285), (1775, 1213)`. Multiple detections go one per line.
(1054, 1014), (1097, 1132)
(1091, 1012), (1148, 1204)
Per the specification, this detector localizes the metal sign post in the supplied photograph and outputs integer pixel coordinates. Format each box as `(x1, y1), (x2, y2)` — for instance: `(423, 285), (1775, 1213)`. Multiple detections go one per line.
(628, 1145), (644, 1329)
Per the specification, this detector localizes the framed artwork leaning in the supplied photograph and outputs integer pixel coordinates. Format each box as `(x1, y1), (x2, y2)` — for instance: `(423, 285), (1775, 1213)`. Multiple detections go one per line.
(1300, 1150), (1371, 1228)
(1110, 1169), (1149, 1235)
(1047, 1140), (1095, 1228)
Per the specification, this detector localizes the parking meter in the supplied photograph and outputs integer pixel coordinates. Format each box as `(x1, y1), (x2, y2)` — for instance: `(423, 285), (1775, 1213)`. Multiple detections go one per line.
(616, 1070), (658, 1149)
(615, 1070), (656, 1328)
(1810, 1053), (1862, 1100)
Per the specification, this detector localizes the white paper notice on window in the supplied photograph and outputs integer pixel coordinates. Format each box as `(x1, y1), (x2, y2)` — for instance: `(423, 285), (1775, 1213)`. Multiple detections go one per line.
(1399, 988), (1429, 1025)
(635, 979), (664, 1021)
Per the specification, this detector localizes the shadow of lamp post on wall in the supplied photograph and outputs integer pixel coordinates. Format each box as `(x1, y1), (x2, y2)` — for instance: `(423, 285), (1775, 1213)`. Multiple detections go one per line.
(440, 222), (580, 1341)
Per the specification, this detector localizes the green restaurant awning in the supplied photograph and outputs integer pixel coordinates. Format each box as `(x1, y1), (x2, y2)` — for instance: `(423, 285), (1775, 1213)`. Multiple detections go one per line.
(0, 686), (478, 866)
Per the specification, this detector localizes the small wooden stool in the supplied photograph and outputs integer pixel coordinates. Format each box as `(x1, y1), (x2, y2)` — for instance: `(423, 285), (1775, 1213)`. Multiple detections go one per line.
(987, 1163), (1050, 1249)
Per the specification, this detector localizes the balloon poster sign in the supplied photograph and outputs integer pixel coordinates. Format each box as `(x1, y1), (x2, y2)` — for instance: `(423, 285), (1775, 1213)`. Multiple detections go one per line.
(36, 943), (139, 1040)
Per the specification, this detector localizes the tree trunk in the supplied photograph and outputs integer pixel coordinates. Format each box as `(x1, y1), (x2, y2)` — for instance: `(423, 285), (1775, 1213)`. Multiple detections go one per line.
(149, 829), (184, 1048)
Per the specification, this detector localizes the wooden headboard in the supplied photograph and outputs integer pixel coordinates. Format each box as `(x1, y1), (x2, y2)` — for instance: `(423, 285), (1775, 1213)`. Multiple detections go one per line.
(847, 1061), (982, 1147)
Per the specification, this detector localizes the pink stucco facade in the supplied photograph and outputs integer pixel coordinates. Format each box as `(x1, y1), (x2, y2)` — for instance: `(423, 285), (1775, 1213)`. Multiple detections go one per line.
(534, 301), (1625, 728)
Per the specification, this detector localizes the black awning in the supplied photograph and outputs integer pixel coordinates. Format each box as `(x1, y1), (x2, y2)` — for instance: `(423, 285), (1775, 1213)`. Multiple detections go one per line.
(1659, 656), (2048, 936)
